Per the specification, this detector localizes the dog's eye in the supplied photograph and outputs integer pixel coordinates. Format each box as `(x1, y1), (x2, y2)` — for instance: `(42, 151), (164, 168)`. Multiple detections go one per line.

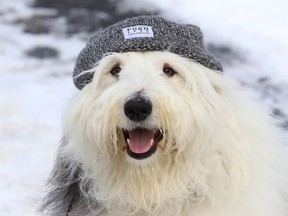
(110, 65), (121, 77)
(163, 65), (176, 77)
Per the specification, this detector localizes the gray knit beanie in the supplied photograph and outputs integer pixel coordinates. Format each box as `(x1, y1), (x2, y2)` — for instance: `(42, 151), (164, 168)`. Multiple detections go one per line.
(73, 15), (223, 89)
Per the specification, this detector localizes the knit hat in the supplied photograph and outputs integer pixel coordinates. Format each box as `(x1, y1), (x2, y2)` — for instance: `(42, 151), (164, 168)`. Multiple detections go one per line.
(73, 15), (223, 89)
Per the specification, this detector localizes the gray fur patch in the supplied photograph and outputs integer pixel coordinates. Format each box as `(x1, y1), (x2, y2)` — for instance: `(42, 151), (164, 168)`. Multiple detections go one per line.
(38, 137), (105, 216)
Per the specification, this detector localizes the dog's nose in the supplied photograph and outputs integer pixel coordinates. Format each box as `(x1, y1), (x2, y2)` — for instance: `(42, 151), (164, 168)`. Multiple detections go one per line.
(124, 97), (152, 121)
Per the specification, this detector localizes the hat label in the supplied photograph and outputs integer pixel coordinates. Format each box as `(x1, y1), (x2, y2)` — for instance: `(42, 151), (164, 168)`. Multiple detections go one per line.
(122, 25), (154, 39)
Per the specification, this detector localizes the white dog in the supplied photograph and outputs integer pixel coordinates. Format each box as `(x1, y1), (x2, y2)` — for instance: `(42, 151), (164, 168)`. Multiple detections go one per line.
(40, 15), (288, 216)
(40, 50), (288, 216)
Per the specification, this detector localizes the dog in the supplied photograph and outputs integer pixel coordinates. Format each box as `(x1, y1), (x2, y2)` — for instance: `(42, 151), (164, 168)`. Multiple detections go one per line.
(39, 16), (288, 216)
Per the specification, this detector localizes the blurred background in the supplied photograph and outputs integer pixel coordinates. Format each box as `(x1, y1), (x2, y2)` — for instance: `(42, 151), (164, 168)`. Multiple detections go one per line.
(0, 0), (287, 215)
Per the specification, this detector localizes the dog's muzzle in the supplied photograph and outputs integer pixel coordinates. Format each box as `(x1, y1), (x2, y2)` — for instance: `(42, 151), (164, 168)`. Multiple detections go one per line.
(123, 96), (163, 159)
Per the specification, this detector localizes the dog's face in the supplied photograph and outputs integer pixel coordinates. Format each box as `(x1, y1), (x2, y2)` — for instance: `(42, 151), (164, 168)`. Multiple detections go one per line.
(62, 51), (241, 211)
(93, 51), (183, 161)
(64, 51), (224, 166)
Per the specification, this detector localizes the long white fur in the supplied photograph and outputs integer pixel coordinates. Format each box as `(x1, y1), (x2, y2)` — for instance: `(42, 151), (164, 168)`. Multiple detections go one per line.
(61, 51), (288, 216)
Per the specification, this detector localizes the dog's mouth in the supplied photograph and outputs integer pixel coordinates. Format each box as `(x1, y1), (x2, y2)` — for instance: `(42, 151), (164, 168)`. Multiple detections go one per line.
(122, 128), (163, 160)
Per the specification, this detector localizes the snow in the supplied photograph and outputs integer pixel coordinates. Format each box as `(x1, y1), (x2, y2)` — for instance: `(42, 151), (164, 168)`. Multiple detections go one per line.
(0, 0), (287, 215)
(0, 0), (83, 214)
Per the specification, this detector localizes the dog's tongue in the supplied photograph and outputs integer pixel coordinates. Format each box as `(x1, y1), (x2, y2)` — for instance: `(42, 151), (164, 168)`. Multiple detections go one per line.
(128, 129), (154, 154)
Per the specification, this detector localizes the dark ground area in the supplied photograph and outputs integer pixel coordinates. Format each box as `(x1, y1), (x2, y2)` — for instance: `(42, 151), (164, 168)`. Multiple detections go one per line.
(24, 0), (158, 35)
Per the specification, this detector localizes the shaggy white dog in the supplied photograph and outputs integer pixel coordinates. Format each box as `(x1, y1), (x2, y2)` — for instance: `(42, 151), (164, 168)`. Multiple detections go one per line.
(41, 51), (288, 216)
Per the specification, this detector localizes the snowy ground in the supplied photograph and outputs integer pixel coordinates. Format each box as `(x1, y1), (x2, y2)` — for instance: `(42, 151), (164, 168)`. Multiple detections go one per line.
(0, 0), (287, 215)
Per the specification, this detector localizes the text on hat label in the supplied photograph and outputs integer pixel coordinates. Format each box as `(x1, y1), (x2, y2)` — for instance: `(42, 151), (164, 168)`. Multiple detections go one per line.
(122, 25), (154, 39)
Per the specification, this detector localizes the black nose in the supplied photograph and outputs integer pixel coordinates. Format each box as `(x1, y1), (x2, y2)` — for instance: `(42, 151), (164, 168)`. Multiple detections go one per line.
(124, 97), (152, 121)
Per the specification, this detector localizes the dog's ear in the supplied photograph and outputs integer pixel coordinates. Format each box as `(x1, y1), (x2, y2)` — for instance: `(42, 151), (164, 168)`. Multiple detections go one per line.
(203, 68), (225, 95)
(38, 137), (101, 216)
(212, 84), (222, 94)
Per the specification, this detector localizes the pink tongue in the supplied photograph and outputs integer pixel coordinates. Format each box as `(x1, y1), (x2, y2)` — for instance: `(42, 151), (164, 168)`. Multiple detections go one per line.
(128, 129), (155, 154)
